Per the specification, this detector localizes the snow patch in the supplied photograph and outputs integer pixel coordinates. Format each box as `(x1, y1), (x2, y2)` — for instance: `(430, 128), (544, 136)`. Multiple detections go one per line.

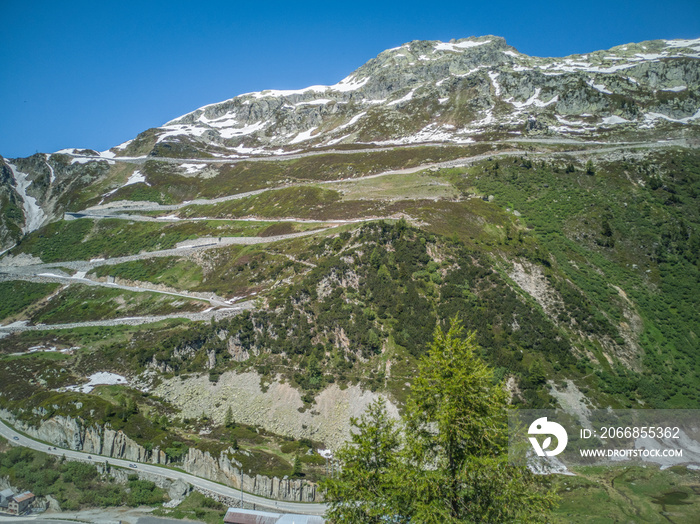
(247, 75), (368, 100)
(643, 109), (700, 125)
(218, 121), (265, 139)
(471, 110), (495, 127)
(44, 155), (55, 184)
(361, 98), (387, 105)
(65, 372), (128, 393)
(387, 89), (415, 106)
(125, 170), (149, 187)
(113, 139), (134, 151)
(6, 163), (46, 234)
(325, 134), (351, 146)
(635, 53), (666, 60)
(555, 115), (584, 126)
(434, 39), (490, 52)
(289, 127), (319, 144)
(368, 123), (475, 146)
(602, 115), (630, 125)
(335, 112), (367, 132)
(180, 163), (206, 174)
(665, 38), (700, 48)
(157, 124), (208, 143)
(662, 85), (687, 92)
(587, 80), (613, 94)
(452, 66), (483, 78)
(488, 72), (502, 97)
(294, 98), (333, 106)
(507, 88), (558, 109)
(331, 75), (370, 92)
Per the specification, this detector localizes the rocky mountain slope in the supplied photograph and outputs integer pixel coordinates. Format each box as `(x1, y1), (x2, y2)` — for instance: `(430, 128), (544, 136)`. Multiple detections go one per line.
(131, 36), (700, 156)
(0, 35), (699, 492)
(1, 36), (698, 245)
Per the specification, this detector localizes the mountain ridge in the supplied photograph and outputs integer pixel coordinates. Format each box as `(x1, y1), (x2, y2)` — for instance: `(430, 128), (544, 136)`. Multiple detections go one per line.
(118, 35), (699, 158)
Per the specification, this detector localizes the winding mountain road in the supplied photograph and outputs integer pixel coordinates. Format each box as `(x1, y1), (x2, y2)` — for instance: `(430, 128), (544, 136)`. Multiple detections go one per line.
(71, 138), (692, 219)
(0, 227), (335, 277)
(0, 418), (327, 515)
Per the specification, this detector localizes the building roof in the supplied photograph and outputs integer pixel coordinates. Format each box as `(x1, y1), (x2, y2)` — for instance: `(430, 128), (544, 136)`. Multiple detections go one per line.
(224, 508), (282, 524)
(224, 508), (325, 524)
(0, 489), (13, 499)
(12, 491), (35, 503)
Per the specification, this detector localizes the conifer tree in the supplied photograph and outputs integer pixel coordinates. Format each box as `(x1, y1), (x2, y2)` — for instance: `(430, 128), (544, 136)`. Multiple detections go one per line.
(322, 398), (406, 523)
(402, 319), (555, 522)
(323, 319), (557, 523)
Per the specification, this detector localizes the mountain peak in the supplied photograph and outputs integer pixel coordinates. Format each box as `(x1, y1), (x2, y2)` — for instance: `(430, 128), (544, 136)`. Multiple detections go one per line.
(104, 35), (700, 159)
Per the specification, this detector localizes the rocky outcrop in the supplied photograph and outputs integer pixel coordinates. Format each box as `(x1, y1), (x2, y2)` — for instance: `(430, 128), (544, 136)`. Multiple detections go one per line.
(0, 153), (111, 243)
(0, 408), (320, 502)
(0, 159), (23, 252)
(182, 447), (321, 502)
(0, 409), (167, 465)
(101, 464), (192, 501)
(227, 334), (251, 361)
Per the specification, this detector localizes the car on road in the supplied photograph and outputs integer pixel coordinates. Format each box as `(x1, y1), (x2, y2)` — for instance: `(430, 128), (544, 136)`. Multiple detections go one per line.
(87, 455), (92, 459)
(129, 463), (136, 468)
(13, 436), (18, 441)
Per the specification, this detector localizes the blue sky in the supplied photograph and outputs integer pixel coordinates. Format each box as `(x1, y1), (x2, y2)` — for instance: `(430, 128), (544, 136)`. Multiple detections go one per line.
(1, 0), (698, 158)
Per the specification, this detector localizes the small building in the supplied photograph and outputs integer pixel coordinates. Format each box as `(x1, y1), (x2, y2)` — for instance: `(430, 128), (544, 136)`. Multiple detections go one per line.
(224, 508), (324, 524)
(7, 491), (35, 515)
(0, 488), (13, 509)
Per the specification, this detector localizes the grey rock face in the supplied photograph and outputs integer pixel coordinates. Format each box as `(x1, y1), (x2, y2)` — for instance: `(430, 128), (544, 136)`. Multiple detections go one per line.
(0, 410), (167, 465)
(0, 409), (318, 502)
(0, 152), (112, 251)
(182, 447), (320, 502)
(103, 465), (193, 500)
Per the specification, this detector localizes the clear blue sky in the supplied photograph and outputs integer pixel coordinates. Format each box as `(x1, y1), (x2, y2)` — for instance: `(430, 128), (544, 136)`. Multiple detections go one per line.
(1, 0), (698, 158)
